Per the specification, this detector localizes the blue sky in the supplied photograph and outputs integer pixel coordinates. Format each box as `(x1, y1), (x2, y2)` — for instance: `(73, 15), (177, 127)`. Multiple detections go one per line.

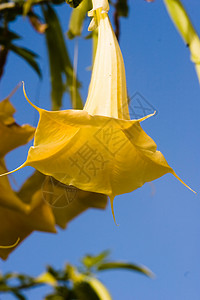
(0, 0), (200, 299)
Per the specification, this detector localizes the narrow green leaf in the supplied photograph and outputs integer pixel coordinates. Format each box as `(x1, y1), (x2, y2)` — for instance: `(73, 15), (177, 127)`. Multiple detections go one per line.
(3, 272), (16, 280)
(66, 0), (84, 8)
(42, 4), (66, 110)
(12, 291), (26, 300)
(74, 281), (100, 300)
(42, 4), (83, 110)
(86, 277), (112, 300)
(0, 283), (10, 292)
(164, 0), (200, 83)
(81, 251), (110, 269)
(9, 44), (41, 77)
(116, 0), (129, 17)
(97, 262), (154, 278)
(35, 272), (57, 287)
(45, 294), (67, 300)
(0, 28), (21, 43)
(23, 0), (34, 16)
(75, 277), (112, 300)
(67, 0), (92, 39)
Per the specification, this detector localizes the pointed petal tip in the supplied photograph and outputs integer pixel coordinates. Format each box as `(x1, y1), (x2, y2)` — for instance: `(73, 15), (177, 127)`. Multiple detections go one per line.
(110, 196), (119, 226)
(22, 81), (41, 111)
(0, 237), (20, 249)
(2, 82), (23, 103)
(172, 171), (196, 194)
(138, 110), (157, 123)
(0, 162), (27, 177)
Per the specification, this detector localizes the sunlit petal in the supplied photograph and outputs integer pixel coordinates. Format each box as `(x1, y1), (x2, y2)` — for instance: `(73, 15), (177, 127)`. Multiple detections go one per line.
(0, 0), (193, 223)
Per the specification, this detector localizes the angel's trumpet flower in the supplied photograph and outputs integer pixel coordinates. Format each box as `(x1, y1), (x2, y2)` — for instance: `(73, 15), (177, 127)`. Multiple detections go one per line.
(1, 0), (194, 222)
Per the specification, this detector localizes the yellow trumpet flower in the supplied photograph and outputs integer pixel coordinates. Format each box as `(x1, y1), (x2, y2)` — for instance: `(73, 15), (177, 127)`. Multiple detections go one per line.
(2, 0), (194, 222)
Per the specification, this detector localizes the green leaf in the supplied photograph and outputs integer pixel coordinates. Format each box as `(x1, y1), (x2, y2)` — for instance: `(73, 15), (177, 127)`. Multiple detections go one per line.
(0, 283), (10, 292)
(45, 286), (74, 300)
(9, 44), (41, 77)
(42, 4), (83, 110)
(81, 251), (110, 270)
(67, 0), (92, 39)
(66, 0), (84, 8)
(116, 0), (129, 17)
(74, 277), (112, 300)
(35, 272), (57, 287)
(164, 0), (200, 83)
(3, 272), (16, 280)
(12, 291), (26, 300)
(0, 28), (21, 43)
(45, 296), (63, 300)
(86, 277), (112, 300)
(97, 262), (154, 278)
(45, 295), (66, 300)
(23, 0), (34, 16)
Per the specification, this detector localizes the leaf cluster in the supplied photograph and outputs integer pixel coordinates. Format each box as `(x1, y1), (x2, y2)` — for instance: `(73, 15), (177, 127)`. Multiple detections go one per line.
(0, 250), (153, 299)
